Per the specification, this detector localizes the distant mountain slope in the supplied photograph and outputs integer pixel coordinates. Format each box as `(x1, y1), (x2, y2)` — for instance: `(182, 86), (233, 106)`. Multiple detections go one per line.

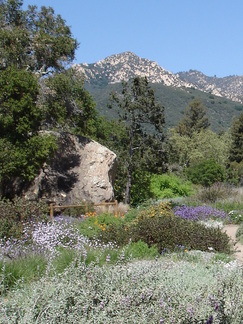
(74, 52), (243, 131)
(177, 70), (243, 103)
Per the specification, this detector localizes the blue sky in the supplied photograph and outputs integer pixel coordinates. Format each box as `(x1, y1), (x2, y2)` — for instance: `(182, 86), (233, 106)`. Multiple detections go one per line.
(23, 0), (243, 77)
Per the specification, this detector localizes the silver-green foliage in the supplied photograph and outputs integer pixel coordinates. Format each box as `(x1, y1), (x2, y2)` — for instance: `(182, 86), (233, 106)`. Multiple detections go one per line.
(1, 256), (242, 323)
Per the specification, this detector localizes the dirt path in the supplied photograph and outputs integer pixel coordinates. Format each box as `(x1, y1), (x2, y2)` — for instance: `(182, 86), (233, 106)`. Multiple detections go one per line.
(223, 225), (243, 263)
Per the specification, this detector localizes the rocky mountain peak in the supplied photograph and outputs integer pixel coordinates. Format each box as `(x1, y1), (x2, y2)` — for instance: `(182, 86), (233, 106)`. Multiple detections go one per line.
(74, 52), (243, 103)
(74, 51), (193, 87)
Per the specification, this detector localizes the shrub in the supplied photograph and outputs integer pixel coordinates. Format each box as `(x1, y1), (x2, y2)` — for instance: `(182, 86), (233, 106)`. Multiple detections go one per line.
(187, 159), (226, 186)
(195, 182), (232, 203)
(130, 215), (231, 254)
(227, 210), (243, 224)
(123, 240), (159, 259)
(150, 173), (194, 199)
(99, 202), (174, 247)
(98, 223), (131, 246)
(0, 197), (49, 240)
(100, 203), (231, 254)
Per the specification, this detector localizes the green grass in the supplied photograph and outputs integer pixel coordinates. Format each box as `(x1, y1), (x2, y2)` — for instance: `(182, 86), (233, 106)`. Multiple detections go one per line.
(0, 241), (159, 294)
(0, 255), (47, 295)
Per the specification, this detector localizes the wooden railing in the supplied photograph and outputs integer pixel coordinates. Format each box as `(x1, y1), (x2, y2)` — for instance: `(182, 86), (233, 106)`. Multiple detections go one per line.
(50, 200), (118, 219)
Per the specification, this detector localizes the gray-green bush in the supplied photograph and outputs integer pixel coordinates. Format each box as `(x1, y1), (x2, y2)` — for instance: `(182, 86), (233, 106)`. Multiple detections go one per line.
(1, 256), (242, 323)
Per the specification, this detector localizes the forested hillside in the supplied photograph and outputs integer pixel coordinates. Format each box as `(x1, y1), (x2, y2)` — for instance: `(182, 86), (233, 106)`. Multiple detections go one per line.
(86, 81), (243, 132)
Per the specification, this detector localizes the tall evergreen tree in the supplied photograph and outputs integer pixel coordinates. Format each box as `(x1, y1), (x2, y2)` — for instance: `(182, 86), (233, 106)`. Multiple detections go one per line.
(229, 113), (243, 163)
(108, 76), (166, 204)
(177, 99), (210, 137)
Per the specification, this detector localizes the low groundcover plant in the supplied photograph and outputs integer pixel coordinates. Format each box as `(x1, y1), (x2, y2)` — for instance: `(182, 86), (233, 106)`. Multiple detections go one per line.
(0, 256), (242, 323)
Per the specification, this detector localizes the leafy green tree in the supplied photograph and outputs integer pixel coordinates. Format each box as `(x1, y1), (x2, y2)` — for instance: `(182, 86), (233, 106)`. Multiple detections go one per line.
(177, 99), (210, 137)
(0, 1), (85, 198)
(108, 76), (166, 204)
(189, 130), (231, 167)
(41, 69), (98, 137)
(186, 159), (226, 187)
(166, 128), (230, 168)
(166, 128), (191, 167)
(0, 66), (57, 197)
(0, 0), (77, 74)
(0, 66), (40, 142)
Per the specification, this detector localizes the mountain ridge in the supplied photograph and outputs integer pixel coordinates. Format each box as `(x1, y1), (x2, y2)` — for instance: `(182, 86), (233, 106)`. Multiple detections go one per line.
(74, 51), (243, 103)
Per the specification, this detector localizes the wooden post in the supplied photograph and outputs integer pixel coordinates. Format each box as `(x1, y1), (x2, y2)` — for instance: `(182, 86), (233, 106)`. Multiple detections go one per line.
(50, 203), (54, 220)
(114, 200), (118, 216)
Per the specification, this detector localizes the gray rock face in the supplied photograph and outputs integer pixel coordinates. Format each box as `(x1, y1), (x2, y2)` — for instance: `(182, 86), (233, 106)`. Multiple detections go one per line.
(24, 132), (117, 204)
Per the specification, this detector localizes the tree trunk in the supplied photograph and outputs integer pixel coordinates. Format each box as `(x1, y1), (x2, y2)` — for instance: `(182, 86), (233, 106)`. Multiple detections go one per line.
(124, 124), (134, 205)
(124, 165), (132, 205)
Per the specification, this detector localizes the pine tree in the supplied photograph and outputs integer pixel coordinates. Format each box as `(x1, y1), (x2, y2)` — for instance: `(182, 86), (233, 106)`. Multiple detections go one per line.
(229, 113), (243, 163)
(108, 76), (166, 204)
(177, 99), (210, 137)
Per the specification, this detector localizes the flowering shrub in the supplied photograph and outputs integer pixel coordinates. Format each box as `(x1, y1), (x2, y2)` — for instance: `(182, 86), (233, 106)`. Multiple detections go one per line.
(78, 212), (125, 239)
(99, 202), (174, 246)
(135, 201), (173, 221)
(99, 203), (231, 254)
(1, 257), (242, 323)
(0, 220), (119, 292)
(173, 205), (228, 222)
(228, 210), (243, 224)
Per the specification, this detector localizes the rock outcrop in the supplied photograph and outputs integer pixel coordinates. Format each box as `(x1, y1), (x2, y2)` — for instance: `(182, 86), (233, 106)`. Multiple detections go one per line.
(24, 132), (117, 204)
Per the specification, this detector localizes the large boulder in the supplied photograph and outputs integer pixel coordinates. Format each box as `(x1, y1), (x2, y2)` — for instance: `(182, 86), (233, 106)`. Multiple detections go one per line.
(24, 132), (117, 204)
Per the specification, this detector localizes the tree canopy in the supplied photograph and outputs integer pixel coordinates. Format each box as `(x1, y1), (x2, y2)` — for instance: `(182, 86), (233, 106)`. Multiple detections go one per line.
(0, 0), (78, 75)
(108, 76), (167, 204)
(176, 99), (210, 137)
(166, 128), (231, 168)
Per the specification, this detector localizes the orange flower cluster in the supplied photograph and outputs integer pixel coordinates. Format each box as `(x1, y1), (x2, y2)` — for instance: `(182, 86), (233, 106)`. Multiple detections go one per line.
(83, 211), (97, 218)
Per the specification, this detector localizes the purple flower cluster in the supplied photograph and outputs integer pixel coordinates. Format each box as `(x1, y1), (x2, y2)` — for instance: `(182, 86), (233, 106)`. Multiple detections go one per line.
(173, 205), (228, 222)
(0, 220), (117, 260)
